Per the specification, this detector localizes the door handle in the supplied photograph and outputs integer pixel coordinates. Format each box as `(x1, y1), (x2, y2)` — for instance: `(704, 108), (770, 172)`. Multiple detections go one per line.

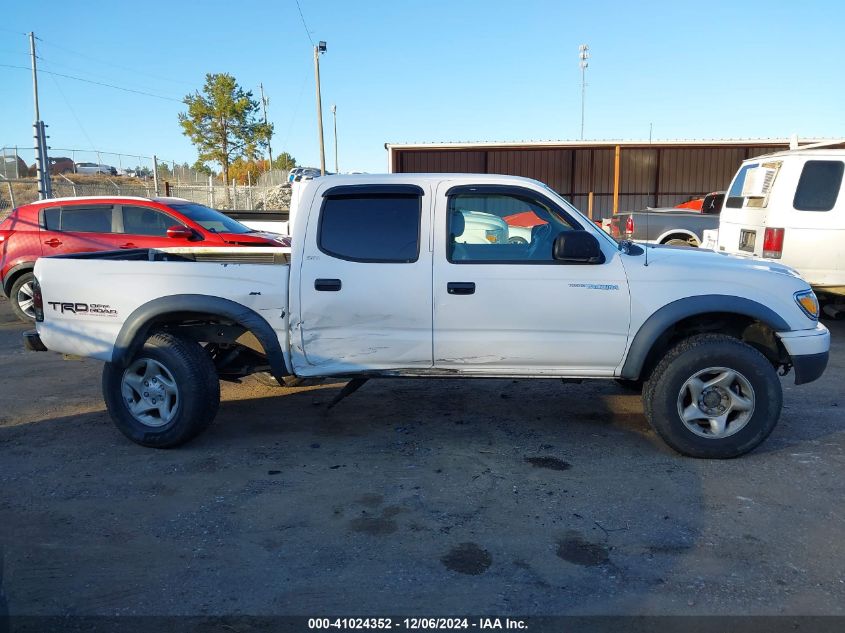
(447, 282), (475, 295)
(44, 238), (62, 247)
(120, 243), (137, 249)
(315, 278), (342, 292)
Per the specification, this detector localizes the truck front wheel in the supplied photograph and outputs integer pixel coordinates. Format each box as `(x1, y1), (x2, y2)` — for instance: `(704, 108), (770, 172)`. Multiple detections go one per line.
(642, 334), (782, 458)
(102, 332), (220, 448)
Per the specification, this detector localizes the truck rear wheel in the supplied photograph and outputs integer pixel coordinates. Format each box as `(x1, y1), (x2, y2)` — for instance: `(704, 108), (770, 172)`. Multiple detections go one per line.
(642, 334), (781, 458)
(102, 332), (220, 448)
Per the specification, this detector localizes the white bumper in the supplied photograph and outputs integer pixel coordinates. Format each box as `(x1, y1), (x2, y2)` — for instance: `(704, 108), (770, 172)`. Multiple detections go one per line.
(776, 323), (830, 357)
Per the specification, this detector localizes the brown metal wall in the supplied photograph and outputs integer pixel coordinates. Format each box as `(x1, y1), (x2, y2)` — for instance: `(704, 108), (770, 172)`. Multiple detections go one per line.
(394, 143), (789, 219)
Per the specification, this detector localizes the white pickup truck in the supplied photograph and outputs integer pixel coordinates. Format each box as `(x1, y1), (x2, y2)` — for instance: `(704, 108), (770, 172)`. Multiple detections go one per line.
(25, 174), (830, 458)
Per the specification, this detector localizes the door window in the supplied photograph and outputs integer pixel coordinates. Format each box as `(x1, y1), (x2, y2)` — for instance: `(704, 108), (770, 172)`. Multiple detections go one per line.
(793, 160), (844, 211)
(318, 193), (421, 263)
(447, 192), (575, 263)
(725, 163), (758, 209)
(43, 205), (115, 233)
(121, 206), (174, 236)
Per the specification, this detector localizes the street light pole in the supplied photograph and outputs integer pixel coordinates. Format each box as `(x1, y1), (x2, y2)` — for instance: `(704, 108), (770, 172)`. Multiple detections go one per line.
(313, 41), (327, 176)
(578, 44), (589, 141)
(331, 104), (338, 174)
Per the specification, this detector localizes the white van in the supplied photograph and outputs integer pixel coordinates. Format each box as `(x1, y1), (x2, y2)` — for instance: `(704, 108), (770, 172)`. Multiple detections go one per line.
(717, 147), (845, 299)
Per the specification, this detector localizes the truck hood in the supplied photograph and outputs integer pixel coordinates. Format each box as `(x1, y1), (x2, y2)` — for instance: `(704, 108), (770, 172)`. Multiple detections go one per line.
(631, 243), (804, 280)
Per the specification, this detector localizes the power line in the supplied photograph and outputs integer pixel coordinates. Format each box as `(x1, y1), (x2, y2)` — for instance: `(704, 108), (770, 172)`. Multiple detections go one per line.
(48, 73), (98, 150)
(294, 0), (316, 46)
(34, 36), (196, 88)
(0, 63), (183, 102)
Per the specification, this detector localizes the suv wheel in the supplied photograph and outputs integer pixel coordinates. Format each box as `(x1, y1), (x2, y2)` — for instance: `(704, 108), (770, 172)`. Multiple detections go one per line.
(642, 334), (782, 458)
(10, 272), (36, 322)
(102, 332), (220, 448)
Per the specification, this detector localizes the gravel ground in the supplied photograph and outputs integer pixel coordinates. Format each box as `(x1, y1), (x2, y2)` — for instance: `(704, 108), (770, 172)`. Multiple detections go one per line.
(1, 296), (844, 617)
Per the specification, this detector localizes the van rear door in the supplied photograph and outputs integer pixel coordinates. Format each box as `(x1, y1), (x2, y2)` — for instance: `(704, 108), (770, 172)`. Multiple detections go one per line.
(717, 160), (782, 258)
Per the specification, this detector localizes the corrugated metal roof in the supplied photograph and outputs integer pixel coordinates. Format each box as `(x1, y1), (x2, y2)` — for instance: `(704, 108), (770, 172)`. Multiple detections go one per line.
(385, 137), (829, 150)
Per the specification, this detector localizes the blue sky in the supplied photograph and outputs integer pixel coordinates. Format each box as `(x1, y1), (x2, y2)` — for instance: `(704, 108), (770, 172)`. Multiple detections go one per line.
(2, 0), (844, 174)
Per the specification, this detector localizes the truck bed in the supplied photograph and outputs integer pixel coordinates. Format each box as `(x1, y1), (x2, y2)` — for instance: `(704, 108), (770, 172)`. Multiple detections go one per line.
(34, 246), (291, 363)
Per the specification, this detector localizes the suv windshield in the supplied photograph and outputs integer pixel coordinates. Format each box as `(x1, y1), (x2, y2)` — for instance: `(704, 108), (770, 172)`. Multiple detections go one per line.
(167, 202), (252, 234)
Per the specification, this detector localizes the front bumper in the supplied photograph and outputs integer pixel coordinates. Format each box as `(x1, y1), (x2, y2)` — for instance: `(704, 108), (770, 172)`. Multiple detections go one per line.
(23, 329), (47, 352)
(777, 323), (830, 385)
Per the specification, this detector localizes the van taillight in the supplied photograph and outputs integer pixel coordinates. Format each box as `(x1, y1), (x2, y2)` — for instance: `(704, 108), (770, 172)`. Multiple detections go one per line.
(625, 216), (635, 236)
(32, 278), (44, 322)
(763, 227), (785, 259)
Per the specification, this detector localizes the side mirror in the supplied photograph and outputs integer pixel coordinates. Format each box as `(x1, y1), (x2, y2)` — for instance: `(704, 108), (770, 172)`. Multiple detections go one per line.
(553, 231), (604, 264)
(166, 225), (194, 240)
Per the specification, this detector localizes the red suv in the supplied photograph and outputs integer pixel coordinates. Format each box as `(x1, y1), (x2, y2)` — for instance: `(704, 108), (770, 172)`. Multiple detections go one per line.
(0, 196), (289, 322)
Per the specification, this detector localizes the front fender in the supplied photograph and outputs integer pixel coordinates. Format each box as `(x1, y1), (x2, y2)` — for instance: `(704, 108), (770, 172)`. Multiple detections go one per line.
(620, 295), (791, 380)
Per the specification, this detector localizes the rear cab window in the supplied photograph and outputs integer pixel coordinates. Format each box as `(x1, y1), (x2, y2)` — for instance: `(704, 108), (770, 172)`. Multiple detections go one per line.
(793, 160), (844, 211)
(318, 186), (422, 263)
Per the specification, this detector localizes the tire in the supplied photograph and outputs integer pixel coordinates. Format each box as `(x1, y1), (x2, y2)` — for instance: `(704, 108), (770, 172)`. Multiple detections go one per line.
(102, 332), (220, 448)
(664, 237), (698, 247)
(642, 334), (782, 459)
(9, 272), (36, 322)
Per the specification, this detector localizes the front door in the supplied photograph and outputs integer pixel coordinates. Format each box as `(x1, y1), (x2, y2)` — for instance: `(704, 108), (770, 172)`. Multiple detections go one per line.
(295, 184), (433, 375)
(432, 183), (631, 375)
(116, 204), (198, 249)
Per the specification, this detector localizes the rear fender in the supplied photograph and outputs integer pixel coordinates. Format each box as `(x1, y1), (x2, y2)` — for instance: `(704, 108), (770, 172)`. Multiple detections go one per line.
(113, 294), (289, 380)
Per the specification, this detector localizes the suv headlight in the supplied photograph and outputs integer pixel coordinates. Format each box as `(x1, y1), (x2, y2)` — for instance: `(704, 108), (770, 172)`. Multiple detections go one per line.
(794, 290), (819, 320)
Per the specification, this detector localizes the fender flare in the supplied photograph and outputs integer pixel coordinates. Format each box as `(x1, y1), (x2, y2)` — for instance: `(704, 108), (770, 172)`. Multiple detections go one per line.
(620, 295), (791, 380)
(655, 228), (700, 245)
(2, 261), (35, 296)
(112, 294), (289, 380)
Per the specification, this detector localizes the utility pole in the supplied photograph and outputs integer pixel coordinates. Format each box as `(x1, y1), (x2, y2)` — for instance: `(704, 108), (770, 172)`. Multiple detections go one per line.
(30, 32), (51, 198)
(331, 104), (338, 174)
(314, 41), (327, 176)
(259, 82), (274, 170)
(578, 44), (589, 141)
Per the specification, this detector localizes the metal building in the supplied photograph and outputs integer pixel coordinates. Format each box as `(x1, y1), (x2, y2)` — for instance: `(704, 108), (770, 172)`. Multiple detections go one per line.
(386, 139), (816, 219)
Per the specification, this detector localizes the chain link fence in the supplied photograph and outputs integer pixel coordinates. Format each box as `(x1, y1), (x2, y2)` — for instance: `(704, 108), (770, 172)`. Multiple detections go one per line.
(1, 147), (292, 215)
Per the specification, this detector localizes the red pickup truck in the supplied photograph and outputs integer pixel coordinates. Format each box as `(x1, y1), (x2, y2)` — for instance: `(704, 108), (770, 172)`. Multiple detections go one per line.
(0, 195), (288, 322)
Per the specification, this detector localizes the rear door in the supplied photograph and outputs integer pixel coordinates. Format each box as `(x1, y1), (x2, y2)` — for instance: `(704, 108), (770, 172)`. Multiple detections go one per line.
(717, 160), (781, 257)
(295, 184), (433, 374)
(39, 204), (121, 255)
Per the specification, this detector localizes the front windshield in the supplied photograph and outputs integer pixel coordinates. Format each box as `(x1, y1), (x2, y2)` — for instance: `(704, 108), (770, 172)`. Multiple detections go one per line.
(168, 202), (252, 234)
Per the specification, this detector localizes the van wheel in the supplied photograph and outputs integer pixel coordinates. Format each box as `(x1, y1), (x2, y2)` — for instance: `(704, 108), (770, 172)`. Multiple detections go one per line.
(102, 332), (220, 448)
(642, 334), (781, 458)
(10, 272), (36, 322)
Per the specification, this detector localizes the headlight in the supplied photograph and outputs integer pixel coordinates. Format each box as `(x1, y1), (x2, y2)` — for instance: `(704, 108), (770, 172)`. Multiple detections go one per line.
(794, 290), (819, 320)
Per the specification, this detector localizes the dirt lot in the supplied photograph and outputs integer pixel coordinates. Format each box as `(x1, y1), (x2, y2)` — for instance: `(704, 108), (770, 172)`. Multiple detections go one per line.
(1, 296), (844, 617)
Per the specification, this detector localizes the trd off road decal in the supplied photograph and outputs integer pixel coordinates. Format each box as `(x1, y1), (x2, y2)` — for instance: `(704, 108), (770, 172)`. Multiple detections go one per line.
(46, 302), (118, 316)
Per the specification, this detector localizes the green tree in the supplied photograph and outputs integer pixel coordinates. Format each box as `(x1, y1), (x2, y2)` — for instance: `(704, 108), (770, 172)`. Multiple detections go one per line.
(178, 73), (272, 199)
(272, 152), (296, 171)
